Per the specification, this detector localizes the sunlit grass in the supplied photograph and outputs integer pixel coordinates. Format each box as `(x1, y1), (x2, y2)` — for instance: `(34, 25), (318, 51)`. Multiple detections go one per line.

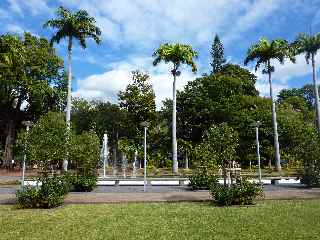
(0, 200), (319, 239)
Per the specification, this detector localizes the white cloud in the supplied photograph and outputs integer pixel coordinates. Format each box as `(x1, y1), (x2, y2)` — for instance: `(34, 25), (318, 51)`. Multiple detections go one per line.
(6, 0), (53, 16)
(73, 56), (198, 108)
(58, 0), (282, 49)
(223, 0), (282, 44)
(5, 23), (25, 34)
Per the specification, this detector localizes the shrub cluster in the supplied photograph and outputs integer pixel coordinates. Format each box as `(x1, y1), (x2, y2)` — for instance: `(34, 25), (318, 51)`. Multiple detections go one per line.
(210, 180), (263, 206)
(189, 166), (218, 190)
(301, 168), (320, 187)
(69, 175), (97, 192)
(16, 175), (70, 208)
(16, 174), (97, 208)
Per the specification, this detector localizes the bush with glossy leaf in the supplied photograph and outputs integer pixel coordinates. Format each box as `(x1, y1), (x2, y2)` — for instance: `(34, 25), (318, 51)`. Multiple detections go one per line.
(71, 175), (97, 192)
(210, 180), (263, 206)
(16, 175), (70, 208)
(189, 166), (218, 190)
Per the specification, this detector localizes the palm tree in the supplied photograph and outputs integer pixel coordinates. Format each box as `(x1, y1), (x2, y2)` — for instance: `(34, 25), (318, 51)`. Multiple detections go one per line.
(293, 33), (320, 134)
(153, 43), (197, 173)
(44, 6), (101, 170)
(244, 38), (295, 172)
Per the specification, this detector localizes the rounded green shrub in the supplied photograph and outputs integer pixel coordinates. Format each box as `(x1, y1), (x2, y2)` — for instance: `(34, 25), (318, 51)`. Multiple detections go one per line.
(210, 180), (263, 206)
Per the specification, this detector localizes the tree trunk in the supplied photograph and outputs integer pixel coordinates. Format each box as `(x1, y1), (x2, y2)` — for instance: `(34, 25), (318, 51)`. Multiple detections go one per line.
(63, 36), (73, 171)
(172, 73), (178, 174)
(312, 54), (320, 135)
(4, 120), (14, 168)
(185, 150), (189, 169)
(268, 64), (281, 172)
(4, 96), (22, 169)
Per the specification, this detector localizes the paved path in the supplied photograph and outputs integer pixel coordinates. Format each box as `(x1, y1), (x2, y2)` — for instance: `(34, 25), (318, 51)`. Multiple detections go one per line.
(1, 184), (320, 204)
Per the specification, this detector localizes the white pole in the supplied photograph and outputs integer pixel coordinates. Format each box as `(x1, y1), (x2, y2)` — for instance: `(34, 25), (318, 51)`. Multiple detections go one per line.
(144, 126), (147, 192)
(255, 125), (262, 184)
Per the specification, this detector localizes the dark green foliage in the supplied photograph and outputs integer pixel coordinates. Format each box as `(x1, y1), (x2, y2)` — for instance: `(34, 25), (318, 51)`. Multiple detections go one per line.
(69, 175), (97, 192)
(16, 175), (70, 209)
(189, 166), (218, 190)
(71, 99), (126, 146)
(27, 111), (68, 170)
(210, 180), (263, 206)
(118, 70), (156, 133)
(16, 186), (41, 208)
(278, 85), (316, 110)
(296, 128), (320, 186)
(177, 64), (257, 144)
(301, 168), (320, 187)
(210, 34), (226, 74)
(0, 32), (66, 166)
(202, 123), (239, 167)
(70, 131), (100, 176)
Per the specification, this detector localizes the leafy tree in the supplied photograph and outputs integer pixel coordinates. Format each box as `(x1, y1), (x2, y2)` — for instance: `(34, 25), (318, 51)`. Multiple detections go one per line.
(195, 123), (238, 185)
(70, 131), (100, 176)
(27, 112), (68, 171)
(44, 6), (101, 170)
(210, 34), (226, 74)
(71, 98), (96, 134)
(71, 99), (128, 167)
(244, 38), (295, 171)
(118, 70), (156, 142)
(293, 33), (320, 134)
(0, 33), (65, 167)
(177, 64), (258, 144)
(153, 43), (198, 173)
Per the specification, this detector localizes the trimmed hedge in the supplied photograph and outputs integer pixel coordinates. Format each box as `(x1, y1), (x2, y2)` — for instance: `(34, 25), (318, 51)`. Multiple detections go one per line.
(71, 175), (97, 192)
(16, 176), (70, 208)
(210, 180), (263, 206)
(189, 174), (218, 190)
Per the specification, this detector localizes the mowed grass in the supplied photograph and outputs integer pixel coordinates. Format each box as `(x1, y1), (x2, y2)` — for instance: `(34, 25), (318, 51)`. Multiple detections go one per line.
(0, 200), (319, 240)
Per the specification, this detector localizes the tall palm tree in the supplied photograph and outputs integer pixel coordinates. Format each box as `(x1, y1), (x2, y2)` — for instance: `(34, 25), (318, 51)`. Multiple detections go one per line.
(244, 38), (295, 172)
(153, 43), (197, 174)
(293, 33), (320, 134)
(44, 6), (101, 170)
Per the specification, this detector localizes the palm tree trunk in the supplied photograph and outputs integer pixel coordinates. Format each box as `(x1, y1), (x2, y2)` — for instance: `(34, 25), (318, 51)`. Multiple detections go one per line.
(63, 36), (73, 171)
(268, 66), (281, 172)
(312, 53), (320, 135)
(66, 36), (72, 127)
(172, 73), (178, 174)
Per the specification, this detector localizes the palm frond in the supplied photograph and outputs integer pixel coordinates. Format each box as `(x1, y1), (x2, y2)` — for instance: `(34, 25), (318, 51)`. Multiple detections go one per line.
(44, 7), (101, 49)
(293, 32), (320, 64)
(152, 43), (198, 73)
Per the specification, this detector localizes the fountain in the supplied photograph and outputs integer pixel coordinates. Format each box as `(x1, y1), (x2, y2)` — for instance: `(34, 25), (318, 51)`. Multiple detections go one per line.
(132, 150), (138, 178)
(101, 133), (108, 178)
(121, 152), (128, 178)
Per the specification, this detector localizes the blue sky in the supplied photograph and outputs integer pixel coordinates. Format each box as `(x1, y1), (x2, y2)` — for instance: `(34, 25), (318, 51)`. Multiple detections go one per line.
(1, 0), (320, 107)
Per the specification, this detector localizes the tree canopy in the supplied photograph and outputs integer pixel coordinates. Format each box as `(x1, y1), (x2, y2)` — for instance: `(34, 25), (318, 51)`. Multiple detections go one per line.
(0, 32), (66, 166)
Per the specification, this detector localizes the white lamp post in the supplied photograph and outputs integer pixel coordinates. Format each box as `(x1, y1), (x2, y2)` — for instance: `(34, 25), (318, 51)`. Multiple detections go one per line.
(140, 121), (149, 192)
(250, 121), (262, 184)
(21, 121), (32, 188)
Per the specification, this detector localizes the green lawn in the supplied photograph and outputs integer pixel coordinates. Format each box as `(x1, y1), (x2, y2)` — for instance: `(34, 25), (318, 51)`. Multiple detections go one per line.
(0, 200), (319, 240)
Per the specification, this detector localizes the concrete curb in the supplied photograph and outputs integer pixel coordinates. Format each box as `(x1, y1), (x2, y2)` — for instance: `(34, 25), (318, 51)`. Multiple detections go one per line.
(1, 188), (320, 205)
